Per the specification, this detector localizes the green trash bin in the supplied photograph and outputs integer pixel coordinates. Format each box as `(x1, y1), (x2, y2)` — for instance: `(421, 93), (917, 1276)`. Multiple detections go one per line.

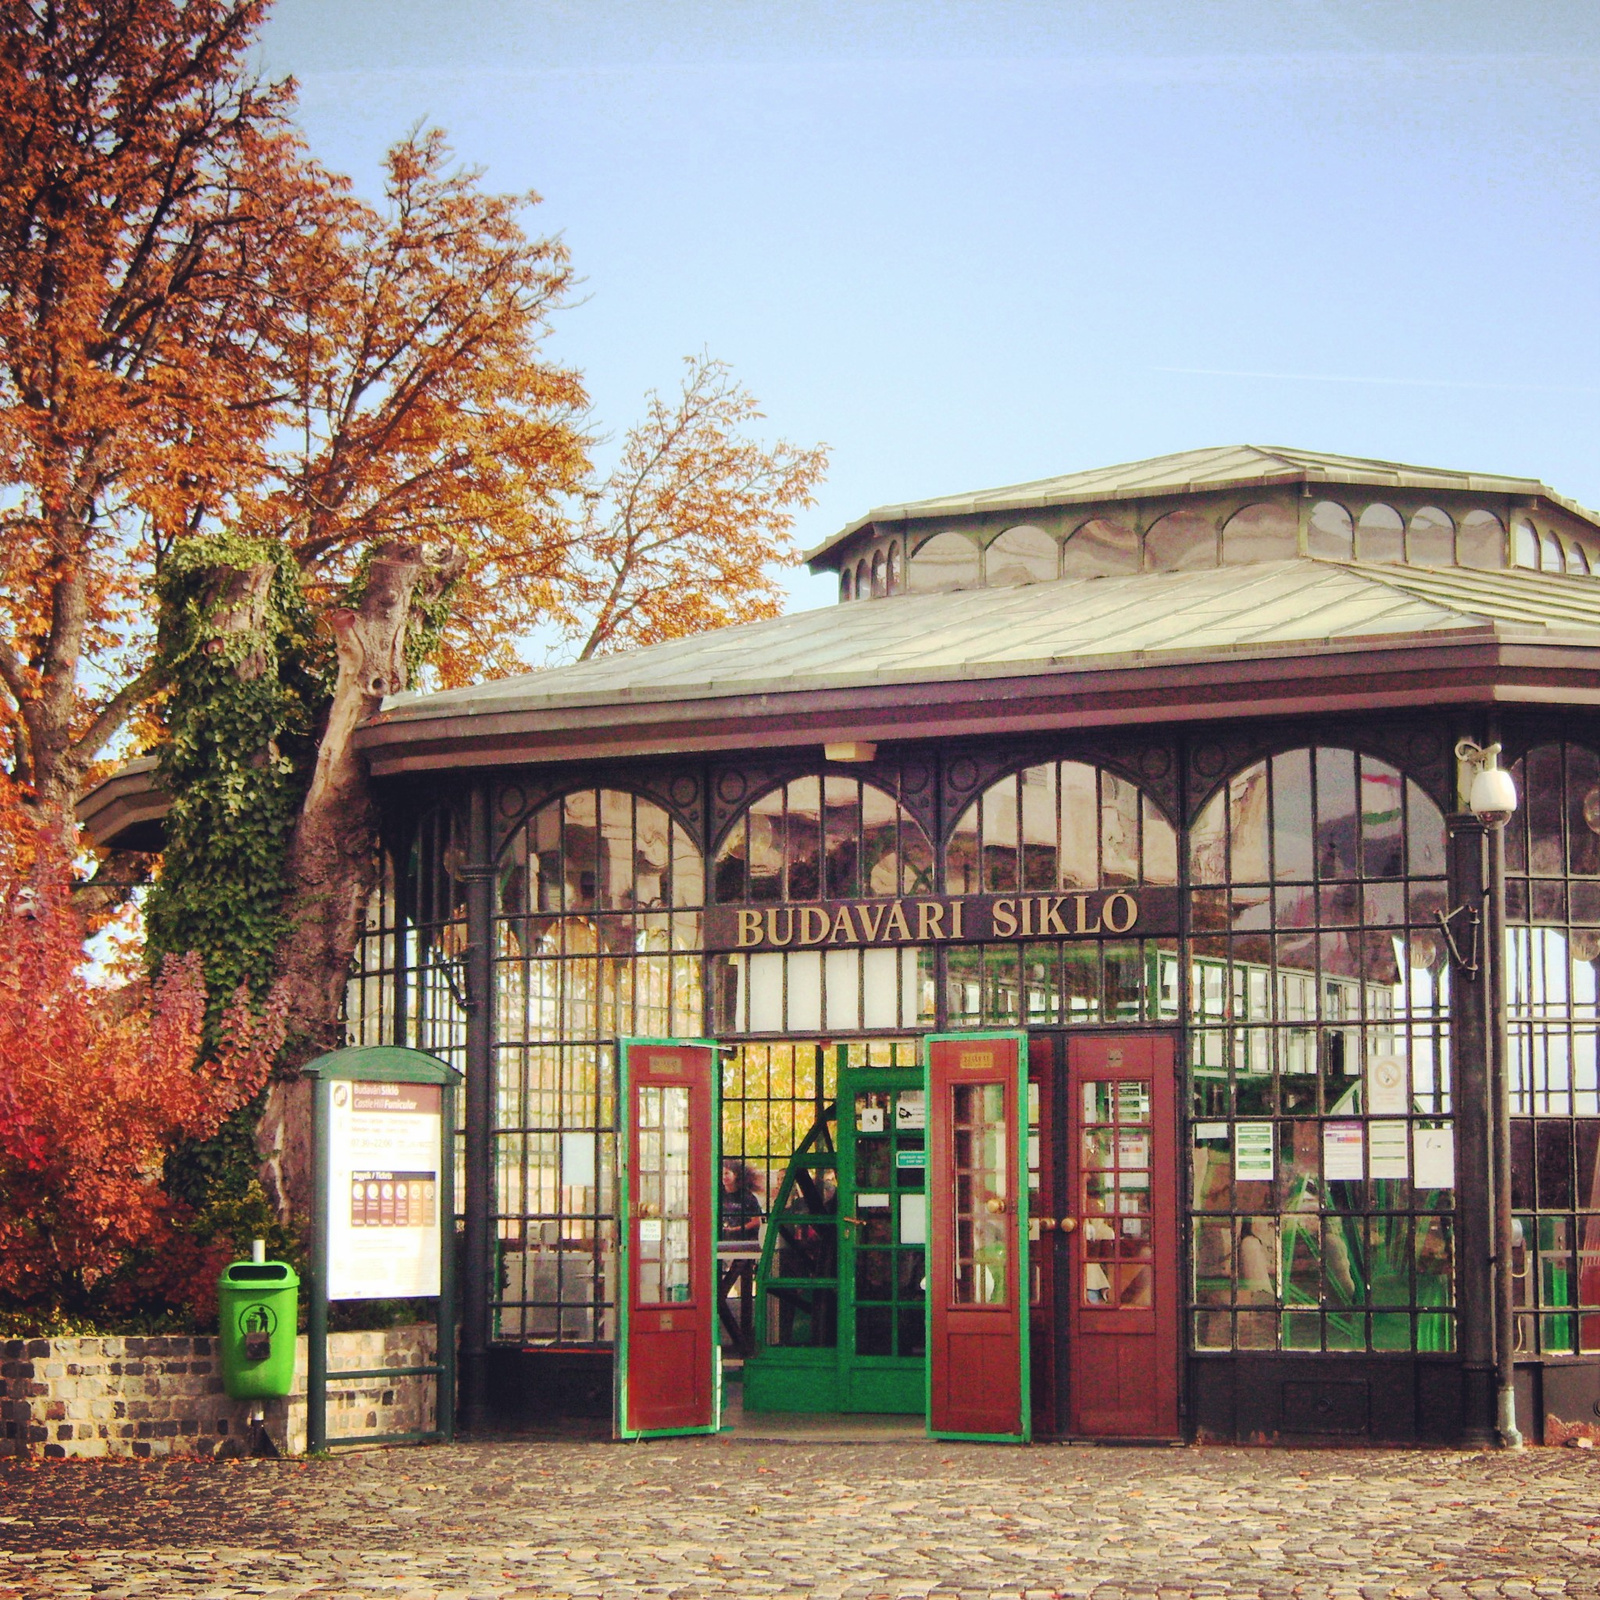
(217, 1260), (300, 1400)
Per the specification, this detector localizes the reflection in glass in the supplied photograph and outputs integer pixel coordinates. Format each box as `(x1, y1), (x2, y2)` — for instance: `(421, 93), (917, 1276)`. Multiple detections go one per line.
(1356, 503), (1404, 563)
(1457, 509), (1504, 569)
(987, 524), (1058, 585)
(1221, 502), (1298, 564)
(1145, 508), (1217, 571)
(1308, 500), (1354, 560)
(1407, 506), (1454, 565)
(907, 530), (981, 592)
(1062, 517), (1139, 577)
(952, 1082), (1009, 1305)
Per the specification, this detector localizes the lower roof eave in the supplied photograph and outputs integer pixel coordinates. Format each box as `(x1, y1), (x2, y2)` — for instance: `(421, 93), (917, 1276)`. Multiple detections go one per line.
(355, 638), (1600, 777)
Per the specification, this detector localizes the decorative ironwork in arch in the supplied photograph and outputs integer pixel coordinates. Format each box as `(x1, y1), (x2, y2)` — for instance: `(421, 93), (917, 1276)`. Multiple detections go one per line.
(943, 758), (1179, 896)
(713, 775), (934, 903)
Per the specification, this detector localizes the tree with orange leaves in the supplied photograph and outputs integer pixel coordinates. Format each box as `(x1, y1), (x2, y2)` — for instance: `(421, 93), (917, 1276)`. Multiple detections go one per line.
(0, 0), (310, 827)
(571, 355), (827, 661)
(0, 801), (283, 1319)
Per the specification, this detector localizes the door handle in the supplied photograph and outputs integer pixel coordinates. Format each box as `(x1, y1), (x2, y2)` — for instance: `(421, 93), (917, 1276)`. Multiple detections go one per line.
(637, 1202), (660, 1219)
(984, 1197), (1006, 1215)
(1057, 1217), (1078, 1233)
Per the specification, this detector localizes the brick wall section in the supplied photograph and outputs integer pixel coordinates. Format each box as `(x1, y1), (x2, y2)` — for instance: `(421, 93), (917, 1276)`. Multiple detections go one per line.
(0, 1325), (440, 1459)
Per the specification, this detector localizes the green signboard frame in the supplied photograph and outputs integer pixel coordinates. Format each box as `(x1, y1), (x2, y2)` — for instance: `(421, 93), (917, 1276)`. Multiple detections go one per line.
(303, 1045), (461, 1453)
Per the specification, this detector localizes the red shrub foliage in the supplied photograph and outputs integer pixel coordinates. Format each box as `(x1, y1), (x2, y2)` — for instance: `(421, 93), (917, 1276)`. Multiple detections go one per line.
(0, 812), (283, 1317)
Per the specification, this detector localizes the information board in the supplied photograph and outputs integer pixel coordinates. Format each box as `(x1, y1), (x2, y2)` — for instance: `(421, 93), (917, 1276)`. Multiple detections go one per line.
(327, 1079), (444, 1299)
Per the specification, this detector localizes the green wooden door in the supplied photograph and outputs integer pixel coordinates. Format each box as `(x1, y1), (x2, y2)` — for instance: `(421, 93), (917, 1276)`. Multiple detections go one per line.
(837, 1066), (927, 1412)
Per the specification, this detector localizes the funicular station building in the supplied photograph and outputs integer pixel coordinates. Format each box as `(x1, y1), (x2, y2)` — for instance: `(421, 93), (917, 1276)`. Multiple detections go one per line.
(90, 445), (1600, 1446)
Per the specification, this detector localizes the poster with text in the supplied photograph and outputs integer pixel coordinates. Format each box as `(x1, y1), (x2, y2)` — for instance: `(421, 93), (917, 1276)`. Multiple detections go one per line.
(327, 1080), (443, 1300)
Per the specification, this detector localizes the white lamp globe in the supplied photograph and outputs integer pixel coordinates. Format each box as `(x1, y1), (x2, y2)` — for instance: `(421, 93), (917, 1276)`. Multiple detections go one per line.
(1469, 764), (1518, 827)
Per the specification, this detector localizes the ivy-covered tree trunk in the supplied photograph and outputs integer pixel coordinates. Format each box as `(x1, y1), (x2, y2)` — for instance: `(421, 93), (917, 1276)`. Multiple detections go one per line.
(257, 538), (466, 1214)
(145, 536), (328, 1253)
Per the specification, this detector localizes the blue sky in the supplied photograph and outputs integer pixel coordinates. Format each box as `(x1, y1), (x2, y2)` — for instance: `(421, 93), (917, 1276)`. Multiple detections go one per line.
(257, 2), (1600, 613)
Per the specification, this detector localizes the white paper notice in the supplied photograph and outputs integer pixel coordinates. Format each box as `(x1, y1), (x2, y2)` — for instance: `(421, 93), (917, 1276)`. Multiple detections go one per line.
(327, 1080), (443, 1301)
(1234, 1122), (1274, 1181)
(1414, 1127), (1456, 1189)
(1195, 1123), (1229, 1142)
(1323, 1121), (1365, 1181)
(899, 1194), (927, 1246)
(895, 1092), (926, 1131)
(1367, 1055), (1409, 1116)
(1369, 1119), (1409, 1179)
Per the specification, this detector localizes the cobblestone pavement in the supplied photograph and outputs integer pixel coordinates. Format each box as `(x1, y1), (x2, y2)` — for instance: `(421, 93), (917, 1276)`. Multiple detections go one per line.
(2, 1437), (1599, 1600)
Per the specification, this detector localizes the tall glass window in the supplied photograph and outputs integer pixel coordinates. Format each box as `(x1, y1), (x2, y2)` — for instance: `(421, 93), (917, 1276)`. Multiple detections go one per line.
(1187, 748), (1455, 1354)
(1504, 742), (1600, 1355)
(491, 789), (704, 1346)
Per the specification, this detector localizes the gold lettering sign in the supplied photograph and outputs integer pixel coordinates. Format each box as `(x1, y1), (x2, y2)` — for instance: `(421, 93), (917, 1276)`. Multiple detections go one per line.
(706, 888), (1164, 952)
(959, 1050), (994, 1070)
(653, 1056), (683, 1074)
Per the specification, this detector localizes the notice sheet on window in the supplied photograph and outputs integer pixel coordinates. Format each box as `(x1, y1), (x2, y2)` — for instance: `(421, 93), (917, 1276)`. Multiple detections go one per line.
(1322, 1121), (1365, 1181)
(1234, 1122), (1274, 1181)
(327, 1080), (443, 1300)
(1413, 1126), (1455, 1189)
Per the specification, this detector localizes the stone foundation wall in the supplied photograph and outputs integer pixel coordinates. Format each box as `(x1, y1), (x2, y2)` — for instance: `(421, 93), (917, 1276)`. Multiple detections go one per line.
(0, 1324), (441, 1459)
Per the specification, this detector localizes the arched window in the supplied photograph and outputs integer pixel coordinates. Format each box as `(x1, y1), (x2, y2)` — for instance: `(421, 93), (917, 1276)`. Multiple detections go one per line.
(1062, 517), (1139, 578)
(1186, 747), (1452, 1358)
(1457, 509), (1505, 570)
(856, 557), (870, 597)
(503, 788), (704, 917)
(906, 530), (981, 593)
(987, 524), (1058, 585)
(1514, 519), (1540, 569)
(1307, 500), (1354, 561)
(1190, 747), (1444, 887)
(871, 550), (886, 597)
(1356, 503), (1404, 563)
(714, 776), (934, 902)
(1407, 506), (1454, 566)
(840, 569), (854, 602)
(491, 788), (707, 1345)
(945, 761), (1178, 895)
(1145, 508), (1217, 572)
(886, 540), (902, 592)
(1221, 502), (1298, 565)
(1541, 528), (1564, 573)
(1566, 540), (1587, 577)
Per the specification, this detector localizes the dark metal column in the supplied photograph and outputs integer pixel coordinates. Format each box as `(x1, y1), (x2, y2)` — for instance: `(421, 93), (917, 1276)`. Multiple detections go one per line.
(1487, 798), (1523, 1447)
(1448, 809), (1495, 1447)
(459, 784), (496, 1433)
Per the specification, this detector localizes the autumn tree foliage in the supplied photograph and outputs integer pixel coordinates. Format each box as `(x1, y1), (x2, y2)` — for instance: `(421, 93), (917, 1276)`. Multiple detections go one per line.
(570, 355), (828, 661)
(0, 0), (828, 1233)
(0, 0), (308, 827)
(0, 802), (283, 1319)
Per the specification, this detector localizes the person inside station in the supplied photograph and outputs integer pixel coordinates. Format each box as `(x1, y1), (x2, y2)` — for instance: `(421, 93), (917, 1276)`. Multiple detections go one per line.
(721, 1160), (765, 1243)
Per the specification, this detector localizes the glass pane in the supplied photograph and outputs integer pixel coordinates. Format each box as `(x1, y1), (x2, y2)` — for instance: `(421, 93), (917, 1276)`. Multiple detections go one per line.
(988, 524), (1058, 585)
(1458, 509), (1504, 569)
(907, 530), (980, 592)
(1221, 501), (1298, 564)
(1356, 503), (1404, 562)
(1307, 499), (1354, 560)
(951, 1081), (1010, 1305)
(1063, 516), (1139, 577)
(1145, 508), (1217, 571)
(1407, 506), (1454, 565)
(636, 1083), (692, 1304)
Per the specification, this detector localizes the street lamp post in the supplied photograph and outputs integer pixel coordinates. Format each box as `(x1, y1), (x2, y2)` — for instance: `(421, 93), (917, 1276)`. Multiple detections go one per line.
(1456, 738), (1522, 1451)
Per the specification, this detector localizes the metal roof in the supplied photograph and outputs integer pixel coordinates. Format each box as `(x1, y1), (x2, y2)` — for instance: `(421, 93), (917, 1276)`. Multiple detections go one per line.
(805, 445), (1600, 563)
(369, 558), (1600, 726)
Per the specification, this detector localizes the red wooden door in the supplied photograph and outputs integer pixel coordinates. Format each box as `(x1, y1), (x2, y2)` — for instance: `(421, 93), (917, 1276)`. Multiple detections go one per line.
(1027, 1034), (1057, 1439)
(926, 1032), (1030, 1442)
(617, 1040), (718, 1439)
(1065, 1034), (1180, 1438)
